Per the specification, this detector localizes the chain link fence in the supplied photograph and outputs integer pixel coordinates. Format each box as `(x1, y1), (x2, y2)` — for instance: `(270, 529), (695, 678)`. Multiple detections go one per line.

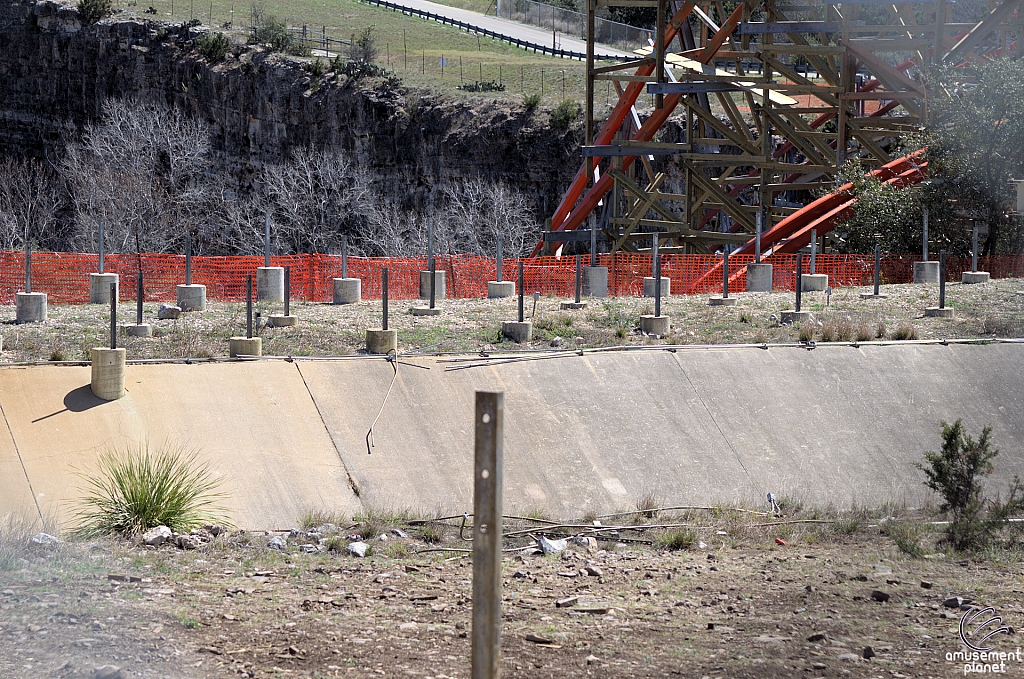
(495, 0), (653, 51)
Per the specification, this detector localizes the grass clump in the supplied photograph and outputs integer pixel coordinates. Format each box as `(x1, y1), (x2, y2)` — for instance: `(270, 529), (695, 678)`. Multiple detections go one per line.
(74, 443), (228, 536)
(523, 93), (541, 111)
(798, 323), (814, 342)
(881, 521), (925, 558)
(299, 509), (345, 531)
(655, 527), (697, 551)
(635, 491), (661, 519)
(890, 323), (918, 341)
(419, 523), (447, 544)
(916, 419), (1024, 552)
(855, 323), (874, 342)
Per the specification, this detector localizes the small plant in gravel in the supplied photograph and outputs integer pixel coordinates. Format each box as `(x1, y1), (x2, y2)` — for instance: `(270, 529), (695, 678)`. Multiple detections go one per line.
(916, 419), (1024, 552)
(419, 523), (447, 544)
(875, 320), (887, 338)
(655, 527), (697, 550)
(881, 520), (926, 558)
(635, 491), (661, 519)
(74, 443), (228, 536)
(798, 323), (814, 342)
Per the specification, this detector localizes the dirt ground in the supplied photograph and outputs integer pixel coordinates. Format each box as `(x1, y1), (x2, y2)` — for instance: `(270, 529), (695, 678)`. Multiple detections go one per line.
(2, 511), (1023, 679)
(1, 279), (1022, 363)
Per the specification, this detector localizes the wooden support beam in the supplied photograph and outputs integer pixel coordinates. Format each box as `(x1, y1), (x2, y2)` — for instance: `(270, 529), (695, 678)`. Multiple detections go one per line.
(738, 21), (838, 33)
(943, 0), (1022, 63)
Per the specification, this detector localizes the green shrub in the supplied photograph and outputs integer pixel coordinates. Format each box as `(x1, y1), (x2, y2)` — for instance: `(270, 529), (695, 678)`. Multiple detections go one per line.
(248, 4), (309, 56)
(916, 420), (1024, 551)
(655, 528), (697, 551)
(307, 58), (326, 78)
(74, 443), (228, 536)
(881, 521), (925, 558)
(523, 93), (541, 111)
(196, 31), (231, 63)
(77, 0), (112, 25)
(549, 100), (581, 130)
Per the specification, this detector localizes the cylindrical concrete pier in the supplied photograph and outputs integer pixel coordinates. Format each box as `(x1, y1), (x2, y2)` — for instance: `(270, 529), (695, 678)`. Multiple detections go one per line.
(643, 277), (671, 297)
(256, 267), (285, 302)
(366, 329), (398, 354)
(639, 315), (669, 335)
(16, 292), (47, 323)
(89, 273), (119, 304)
(501, 320), (533, 343)
(333, 278), (361, 304)
(418, 271), (446, 300)
(90, 347), (126, 400)
(800, 274), (828, 292)
(176, 284), (207, 311)
(746, 264), (773, 292)
(913, 261), (939, 284)
(229, 337), (263, 357)
(487, 281), (515, 298)
(582, 267), (608, 298)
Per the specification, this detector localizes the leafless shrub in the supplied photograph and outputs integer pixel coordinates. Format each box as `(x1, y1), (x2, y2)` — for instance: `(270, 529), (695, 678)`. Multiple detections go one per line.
(0, 157), (63, 251)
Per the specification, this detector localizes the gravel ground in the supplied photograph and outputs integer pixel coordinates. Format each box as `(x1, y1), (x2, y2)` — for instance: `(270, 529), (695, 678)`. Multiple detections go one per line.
(1, 279), (1022, 362)
(1, 509), (1021, 679)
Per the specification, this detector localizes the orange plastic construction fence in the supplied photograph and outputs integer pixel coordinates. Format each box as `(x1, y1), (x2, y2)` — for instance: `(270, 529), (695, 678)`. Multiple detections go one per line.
(1, 251), (1021, 304)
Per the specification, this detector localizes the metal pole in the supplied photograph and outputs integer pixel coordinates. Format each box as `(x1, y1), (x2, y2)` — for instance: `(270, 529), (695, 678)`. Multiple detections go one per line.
(722, 246), (730, 299)
(590, 218), (597, 265)
(518, 261), (524, 323)
(110, 283), (117, 350)
(939, 250), (947, 309)
(99, 218), (105, 274)
(246, 274), (253, 339)
(284, 266), (291, 317)
(754, 211), (761, 264)
(654, 237), (662, 318)
(24, 236), (30, 294)
(427, 218), (434, 272)
(795, 253), (803, 313)
(382, 268), (389, 331)
(873, 244), (881, 296)
(136, 270), (143, 325)
(809, 228), (817, 275)
(471, 390), (503, 679)
(972, 223), (979, 273)
(264, 214), (271, 268)
(429, 257), (436, 309)
(574, 254), (582, 304)
(496, 233), (503, 283)
(185, 232), (192, 286)
(922, 207), (929, 262)
(341, 236), (348, 280)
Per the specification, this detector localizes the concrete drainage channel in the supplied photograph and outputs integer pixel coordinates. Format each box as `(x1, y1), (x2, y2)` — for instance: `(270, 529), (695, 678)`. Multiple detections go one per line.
(0, 340), (1021, 530)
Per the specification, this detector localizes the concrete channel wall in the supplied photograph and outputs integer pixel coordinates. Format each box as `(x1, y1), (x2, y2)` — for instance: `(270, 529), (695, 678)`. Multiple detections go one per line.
(1, 344), (1021, 529)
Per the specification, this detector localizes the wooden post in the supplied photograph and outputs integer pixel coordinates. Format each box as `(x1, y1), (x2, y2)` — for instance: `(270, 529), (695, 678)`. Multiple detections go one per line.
(472, 390), (504, 679)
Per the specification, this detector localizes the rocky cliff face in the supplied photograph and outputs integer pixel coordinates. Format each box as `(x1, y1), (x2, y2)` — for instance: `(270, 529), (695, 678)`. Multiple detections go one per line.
(0, 0), (580, 213)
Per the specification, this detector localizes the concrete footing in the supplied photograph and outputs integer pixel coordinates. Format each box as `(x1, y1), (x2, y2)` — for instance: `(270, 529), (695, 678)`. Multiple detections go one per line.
(800, 273), (828, 292)
(89, 273), (119, 304)
(501, 321), (533, 343)
(643, 277), (670, 297)
(925, 306), (955, 318)
(487, 281), (515, 299)
(365, 329), (397, 355)
(859, 293), (889, 300)
(269, 315), (298, 327)
(333, 278), (361, 304)
(90, 347), (126, 401)
(745, 263), (773, 292)
(709, 296), (737, 306)
(257, 267), (285, 302)
(125, 324), (153, 338)
(781, 310), (811, 324)
(582, 267), (608, 298)
(16, 292), (47, 323)
(962, 271), (990, 284)
(560, 301), (587, 310)
(639, 315), (669, 336)
(412, 306), (441, 316)
(229, 337), (263, 357)
(419, 271), (446, 300)
(176, 284), (207, 311)
(913, 261), (939, 284)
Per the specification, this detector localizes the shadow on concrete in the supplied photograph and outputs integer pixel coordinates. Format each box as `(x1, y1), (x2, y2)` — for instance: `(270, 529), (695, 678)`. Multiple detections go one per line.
(31, 386), (105, 422)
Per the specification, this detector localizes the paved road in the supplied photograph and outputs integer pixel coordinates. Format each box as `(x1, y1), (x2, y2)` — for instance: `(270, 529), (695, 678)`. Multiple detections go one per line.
(371, 0), (632, 58)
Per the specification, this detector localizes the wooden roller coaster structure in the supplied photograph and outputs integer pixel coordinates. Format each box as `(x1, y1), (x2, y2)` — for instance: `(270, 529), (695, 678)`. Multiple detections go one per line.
(533, 0), (1022, 289)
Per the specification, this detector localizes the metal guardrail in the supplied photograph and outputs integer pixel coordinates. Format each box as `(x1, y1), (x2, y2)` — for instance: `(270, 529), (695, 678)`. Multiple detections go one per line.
(496, 0), (652, 52)
(360, 0), (630, 61)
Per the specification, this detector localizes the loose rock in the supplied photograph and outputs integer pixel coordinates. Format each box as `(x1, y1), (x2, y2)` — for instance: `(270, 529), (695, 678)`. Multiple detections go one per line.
(538, 536), (567, 555)
(267, 535), (287, 550)
(346, 542), (368, 558)
(142, 526), (172, 546)
(92, 666), (125, 679)
(29, 532), (60, 548)
(157, 304), (182, 320)
(863, 646), (876, 659)
(870, 590), (890, 602)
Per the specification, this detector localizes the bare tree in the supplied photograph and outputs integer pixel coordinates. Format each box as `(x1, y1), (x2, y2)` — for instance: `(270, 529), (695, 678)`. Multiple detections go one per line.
(0, 157), (63, 251)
